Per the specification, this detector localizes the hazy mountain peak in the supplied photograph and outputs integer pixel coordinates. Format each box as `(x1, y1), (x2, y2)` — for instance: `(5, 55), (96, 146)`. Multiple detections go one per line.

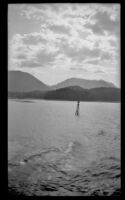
(51, 77), (116, 90)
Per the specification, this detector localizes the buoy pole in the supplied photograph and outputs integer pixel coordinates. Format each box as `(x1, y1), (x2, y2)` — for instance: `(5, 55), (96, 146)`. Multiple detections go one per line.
(75, 100), (80, 116)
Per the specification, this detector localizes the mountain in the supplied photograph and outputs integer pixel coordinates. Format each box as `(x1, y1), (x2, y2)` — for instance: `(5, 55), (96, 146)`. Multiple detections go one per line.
(8, 71), (50, 92)
(44, 86), (120, 102)
(8, 71), (117, 93)
(51, 78), (116, 90)
(8, 70), (120, 102)
(86, 87), (120, 102)
(8, 86), (120, 102)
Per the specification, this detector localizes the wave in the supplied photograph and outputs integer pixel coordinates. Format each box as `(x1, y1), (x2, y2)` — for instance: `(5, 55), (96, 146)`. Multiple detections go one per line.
(8, 140), (120, 196)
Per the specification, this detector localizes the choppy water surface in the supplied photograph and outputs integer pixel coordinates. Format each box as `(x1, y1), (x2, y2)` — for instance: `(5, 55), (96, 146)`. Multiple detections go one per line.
(8, 100), (120, 196)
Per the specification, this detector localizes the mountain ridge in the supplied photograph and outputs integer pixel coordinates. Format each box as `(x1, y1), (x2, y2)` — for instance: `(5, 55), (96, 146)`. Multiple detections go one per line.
(44, 86), (120, 102)
(8, 70), (117, 93)
(51, 77), (116, 90)
(8, 85), (120, 102)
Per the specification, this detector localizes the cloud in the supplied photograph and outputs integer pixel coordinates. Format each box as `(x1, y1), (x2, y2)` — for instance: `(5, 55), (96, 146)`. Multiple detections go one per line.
(85, 8), (120, 36)
(51, 54), (72, 70)
(101, 52), (112, 61)
(62, 46), (101, 62)
(20, 5), (44, 20)
(49, 24), (70, 35)
(70, 67), (88, 72)
(9, 33), (59, 69)
(94, 69), (105, 74)
(109, 39), (118, 47)
(23, 34), (47, 45)
(35, 51), (56, 66)
(19, 60), (41, 68)
(87, 59), (100, 65)
(9, 3), (120, 83)
(17, 54), (27, 60)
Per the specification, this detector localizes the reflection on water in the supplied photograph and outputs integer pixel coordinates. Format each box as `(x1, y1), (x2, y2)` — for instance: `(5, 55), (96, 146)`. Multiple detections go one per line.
(8, 100), (120, 196)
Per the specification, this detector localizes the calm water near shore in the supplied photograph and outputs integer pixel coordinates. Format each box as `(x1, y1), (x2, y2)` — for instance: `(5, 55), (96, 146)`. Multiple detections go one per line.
(8, 99), (120, 196)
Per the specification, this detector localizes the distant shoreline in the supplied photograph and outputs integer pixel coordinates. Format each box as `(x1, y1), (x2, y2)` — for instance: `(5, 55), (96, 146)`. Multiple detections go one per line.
(8, 98), (120, 103)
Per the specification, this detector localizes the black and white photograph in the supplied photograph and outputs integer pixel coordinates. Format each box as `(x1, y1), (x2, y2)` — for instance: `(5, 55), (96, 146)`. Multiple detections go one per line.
(8, 3), (121, 196)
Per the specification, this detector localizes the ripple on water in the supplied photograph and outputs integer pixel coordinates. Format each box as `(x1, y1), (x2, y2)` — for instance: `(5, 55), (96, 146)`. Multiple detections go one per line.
(8, 140), (120, 196)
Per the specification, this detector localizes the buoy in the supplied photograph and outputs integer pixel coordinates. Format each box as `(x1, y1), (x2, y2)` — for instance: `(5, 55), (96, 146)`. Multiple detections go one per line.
(75, 100), (80, 116)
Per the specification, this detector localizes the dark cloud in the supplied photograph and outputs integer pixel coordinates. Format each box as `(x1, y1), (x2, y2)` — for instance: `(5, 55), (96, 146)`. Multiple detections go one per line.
(70, 67), (88, 72)
(17, 54), (27, 59)
(36, 51), (55, 65)
(87, 59), (100, 65)
(94, 69), (105, 73)
(85, 11), (120, 36)
(109, 40), (117, 47)
(101, 52), (112, 61)
(94, 41), (100, 48)
(20, 60), (41, 68)
(50, 24), (70, 35)
(85, 23), (104, 35)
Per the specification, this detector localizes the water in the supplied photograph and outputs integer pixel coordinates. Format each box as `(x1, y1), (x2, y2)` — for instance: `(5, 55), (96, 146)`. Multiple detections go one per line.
(8, 99), (120, 196)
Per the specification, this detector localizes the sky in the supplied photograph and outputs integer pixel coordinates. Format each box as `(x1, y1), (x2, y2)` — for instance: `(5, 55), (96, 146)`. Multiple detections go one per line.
(8, 3), (120, 87)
